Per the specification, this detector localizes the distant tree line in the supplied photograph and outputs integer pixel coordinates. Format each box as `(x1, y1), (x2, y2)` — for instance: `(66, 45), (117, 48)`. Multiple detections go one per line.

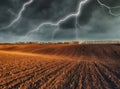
(0, 40), (120, 45)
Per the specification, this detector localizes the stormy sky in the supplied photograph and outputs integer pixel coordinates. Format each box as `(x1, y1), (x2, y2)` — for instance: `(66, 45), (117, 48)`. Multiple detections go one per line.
(0, 0), (120, 42)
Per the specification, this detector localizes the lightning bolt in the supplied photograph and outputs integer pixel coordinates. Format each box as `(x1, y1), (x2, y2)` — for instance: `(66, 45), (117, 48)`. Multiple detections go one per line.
(51, 27), (60, 40)
(1, 0), (34, 29)
(97, 0), (120, 16)
(8, 9), (16, 16)
(3, 0), (120, 41)
(24, 0), (90, 41)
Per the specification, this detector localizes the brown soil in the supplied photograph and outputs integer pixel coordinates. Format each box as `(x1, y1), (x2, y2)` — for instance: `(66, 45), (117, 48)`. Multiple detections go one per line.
(0, 44), (120, 89)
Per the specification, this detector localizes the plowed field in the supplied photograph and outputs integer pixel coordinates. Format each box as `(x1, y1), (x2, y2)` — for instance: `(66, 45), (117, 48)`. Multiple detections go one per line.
(0, 44), (120, 89)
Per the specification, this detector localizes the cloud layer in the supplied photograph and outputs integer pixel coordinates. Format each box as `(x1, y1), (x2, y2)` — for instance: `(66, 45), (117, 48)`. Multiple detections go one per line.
(0, 0), (120, 42)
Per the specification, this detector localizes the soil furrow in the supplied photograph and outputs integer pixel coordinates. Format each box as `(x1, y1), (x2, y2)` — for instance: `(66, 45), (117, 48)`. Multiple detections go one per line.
(94, 63), (118, 89)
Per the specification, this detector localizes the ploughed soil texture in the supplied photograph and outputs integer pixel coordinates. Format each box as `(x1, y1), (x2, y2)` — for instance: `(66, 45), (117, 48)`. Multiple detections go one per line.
(0, 44), (120, 89)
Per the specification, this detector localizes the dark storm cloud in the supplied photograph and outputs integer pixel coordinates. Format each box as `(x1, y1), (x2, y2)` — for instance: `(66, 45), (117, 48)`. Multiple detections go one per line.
(0, 0), (12, 26)
(0, 0), (80, 35)
(0, 0), (29, 27)
(60, 17), (76, 29)
(48, 0), (120, 30)
(59, 0), (99, 29)
(78, 0), (99, 25)
(23, 0), (79, 21)
(99, 0), (120, 7)
(0, 0), (120, 42)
